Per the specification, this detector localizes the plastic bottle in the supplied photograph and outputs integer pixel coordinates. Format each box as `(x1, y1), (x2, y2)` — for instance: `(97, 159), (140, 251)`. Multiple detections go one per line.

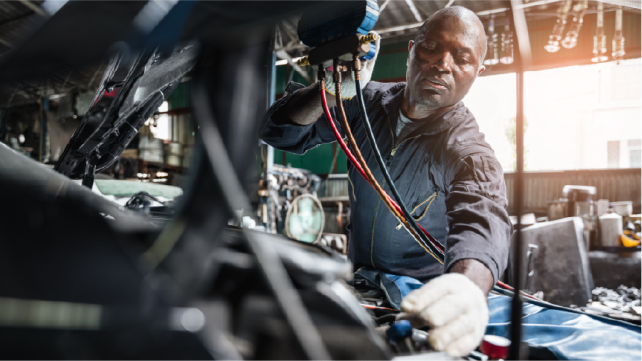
(599, 211), (623, 247)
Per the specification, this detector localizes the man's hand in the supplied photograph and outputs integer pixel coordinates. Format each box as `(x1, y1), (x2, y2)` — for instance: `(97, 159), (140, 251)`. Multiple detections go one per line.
(322, 30), (380, 99)
(399, 272), (489, 356)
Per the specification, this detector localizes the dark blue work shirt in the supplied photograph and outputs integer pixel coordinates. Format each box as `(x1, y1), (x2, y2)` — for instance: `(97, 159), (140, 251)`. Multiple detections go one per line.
(259, 81), (512, 283)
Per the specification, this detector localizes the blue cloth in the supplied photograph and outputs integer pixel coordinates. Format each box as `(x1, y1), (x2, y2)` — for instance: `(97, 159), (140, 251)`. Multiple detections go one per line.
(486, 294), (641, 361)
(386, 274), (424, 300)
(388, 273), (642, 360)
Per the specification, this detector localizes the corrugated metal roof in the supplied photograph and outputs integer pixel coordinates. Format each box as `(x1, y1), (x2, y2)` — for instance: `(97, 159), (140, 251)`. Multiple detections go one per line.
(0, 1), (44, 52)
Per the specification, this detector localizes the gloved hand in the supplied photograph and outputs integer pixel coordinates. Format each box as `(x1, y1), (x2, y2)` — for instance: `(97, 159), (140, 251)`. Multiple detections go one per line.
(399, 273), (489, 357)
(322, 30), (380, 100)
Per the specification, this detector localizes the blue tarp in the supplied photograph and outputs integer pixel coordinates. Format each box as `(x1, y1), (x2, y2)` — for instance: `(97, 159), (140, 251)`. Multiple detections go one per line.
(380, 271), (642, 360)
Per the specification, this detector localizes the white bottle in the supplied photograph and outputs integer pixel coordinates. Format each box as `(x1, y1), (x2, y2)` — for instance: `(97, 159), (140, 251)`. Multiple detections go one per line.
(599, 211), (623, 247)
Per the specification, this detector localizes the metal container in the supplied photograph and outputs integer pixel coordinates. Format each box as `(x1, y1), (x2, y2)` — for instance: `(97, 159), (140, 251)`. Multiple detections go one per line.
(138, 137), (164, 163)
(139, 137), (163, 151)
(599, 212), (623, 247)
(547, 200), (567, 221)
(165, 155), (182, 167)
(563, 185), (596, 217)
(611, 201), (633, 217)
(139, 149), (164, 163)
(164, 142), (183, 156)
(596, 199), (610, 216)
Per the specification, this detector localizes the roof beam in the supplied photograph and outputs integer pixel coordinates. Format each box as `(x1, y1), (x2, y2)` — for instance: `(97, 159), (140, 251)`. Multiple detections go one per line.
(18, 0), (45, 16)
(404, 0), (423, 22)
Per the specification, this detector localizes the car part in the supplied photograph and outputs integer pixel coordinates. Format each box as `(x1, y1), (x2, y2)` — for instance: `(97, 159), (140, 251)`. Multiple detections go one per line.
(54, 42), (199, 188)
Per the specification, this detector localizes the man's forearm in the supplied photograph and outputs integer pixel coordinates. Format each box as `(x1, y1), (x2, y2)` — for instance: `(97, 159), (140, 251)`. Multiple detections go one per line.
(278, 83), (336, 126)
(448, 259), (494, 297)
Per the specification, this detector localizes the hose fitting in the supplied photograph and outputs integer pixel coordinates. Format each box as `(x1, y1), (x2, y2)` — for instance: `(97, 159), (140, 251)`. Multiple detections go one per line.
(360, 33), (378, 44)
(333, 59), (341, 84)
(353, 55), (361, 81)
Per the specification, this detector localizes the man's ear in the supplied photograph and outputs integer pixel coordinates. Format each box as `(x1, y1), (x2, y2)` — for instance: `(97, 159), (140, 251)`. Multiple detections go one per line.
(477, 64), (486, 76)
(407, 40), (414, 66)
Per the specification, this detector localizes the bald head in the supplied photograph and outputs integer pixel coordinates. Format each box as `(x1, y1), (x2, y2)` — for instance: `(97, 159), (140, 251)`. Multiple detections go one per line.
(403, 5), (487, 114)
(415, 6), (487, 65)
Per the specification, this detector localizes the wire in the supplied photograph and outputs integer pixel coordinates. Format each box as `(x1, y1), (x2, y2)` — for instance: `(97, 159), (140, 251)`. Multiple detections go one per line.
(374, 313), (398, 325)
(331, 61), (424, 247)
(353, 58), (444, 260)
(319, 68), (442, 264)
(193, 79), (330, 360)
(496, 281), (539, 300)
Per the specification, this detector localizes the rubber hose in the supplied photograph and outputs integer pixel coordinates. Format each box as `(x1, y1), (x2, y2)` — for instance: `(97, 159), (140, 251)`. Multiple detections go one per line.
(332, 66), (426, 248)
(319, 72), (441, 263)
(354, 70), (445, 259)
(334, 59), (443, 264)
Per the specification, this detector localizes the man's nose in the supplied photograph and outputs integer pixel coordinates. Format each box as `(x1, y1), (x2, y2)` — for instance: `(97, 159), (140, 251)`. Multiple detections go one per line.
(431, 52), (453, 73)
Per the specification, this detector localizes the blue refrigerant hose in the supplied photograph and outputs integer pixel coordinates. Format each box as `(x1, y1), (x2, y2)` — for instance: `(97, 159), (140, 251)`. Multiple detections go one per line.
(354, 72), (445, 261)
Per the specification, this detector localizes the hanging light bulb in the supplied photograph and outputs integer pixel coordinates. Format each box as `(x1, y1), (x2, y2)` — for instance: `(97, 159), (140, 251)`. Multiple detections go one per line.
(484, 15), (499, 66)
(591, 2), (608, 62)
(562, 0), (588, 49)
(500, 18), (513, 64)
(612, 6), (625, 63)
(545, 0), (572, 52)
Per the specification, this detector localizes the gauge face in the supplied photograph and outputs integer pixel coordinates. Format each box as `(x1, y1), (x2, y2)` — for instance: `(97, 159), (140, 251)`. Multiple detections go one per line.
(285, 195), (325, 243)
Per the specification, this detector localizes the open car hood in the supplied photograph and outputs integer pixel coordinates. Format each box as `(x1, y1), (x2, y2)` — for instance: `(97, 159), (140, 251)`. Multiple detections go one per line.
(54, 42), (199, 180)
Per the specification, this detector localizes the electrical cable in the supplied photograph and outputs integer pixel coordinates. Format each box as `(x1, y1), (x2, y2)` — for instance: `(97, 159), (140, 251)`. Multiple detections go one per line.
(374, 313), (398, 325)
(492, 286), (641, 329)
(192, 80), (330, 360)
(353, 56), (445, 259)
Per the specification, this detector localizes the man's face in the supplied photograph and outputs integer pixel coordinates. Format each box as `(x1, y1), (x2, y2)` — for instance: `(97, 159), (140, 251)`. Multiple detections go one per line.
(406, 15), (485, 109)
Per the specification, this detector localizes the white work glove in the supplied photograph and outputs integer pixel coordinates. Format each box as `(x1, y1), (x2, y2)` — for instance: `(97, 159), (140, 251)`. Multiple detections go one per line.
(399, 273), (489, 357)
(322, 30), (380, 100)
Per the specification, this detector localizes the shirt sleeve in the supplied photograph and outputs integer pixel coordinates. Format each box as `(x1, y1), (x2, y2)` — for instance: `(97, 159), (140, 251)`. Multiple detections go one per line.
(442, 153), (513, 284)
(258, 81), (361, 155)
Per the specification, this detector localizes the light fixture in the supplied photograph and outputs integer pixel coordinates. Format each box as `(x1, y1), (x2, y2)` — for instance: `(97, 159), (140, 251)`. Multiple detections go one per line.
(152, 178), (167, 183)
(18, 134), (25, 143)
(612, 6), (625, 63)
(500, 18), (513, 64)
(544, 0), (572, 52)
(137, 173), (149, 178)
(591, 2), (608, 62)
(484, 15), (499, 66)
(156, 171), (169, 177)
(561, 0), (588, 49)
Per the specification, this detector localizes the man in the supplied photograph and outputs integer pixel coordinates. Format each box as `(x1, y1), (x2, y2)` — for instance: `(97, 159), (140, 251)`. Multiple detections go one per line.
(260, 6), (512, 356)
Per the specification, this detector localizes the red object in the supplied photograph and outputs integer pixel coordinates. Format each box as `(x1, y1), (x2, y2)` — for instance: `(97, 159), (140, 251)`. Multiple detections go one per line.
(319, 84), (444, 253)
(496, 281), (539, 300)
(480, 335), (511, 360)
(360, 304), (396, 311)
